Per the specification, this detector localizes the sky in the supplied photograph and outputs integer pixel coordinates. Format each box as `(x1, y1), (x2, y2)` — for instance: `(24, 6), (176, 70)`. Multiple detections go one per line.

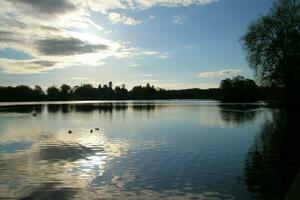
(0, 0), (275, 90)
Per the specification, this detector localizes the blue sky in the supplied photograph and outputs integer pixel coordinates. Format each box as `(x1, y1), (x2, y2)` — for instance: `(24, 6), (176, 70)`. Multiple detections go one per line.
(0, 0), (274, 89)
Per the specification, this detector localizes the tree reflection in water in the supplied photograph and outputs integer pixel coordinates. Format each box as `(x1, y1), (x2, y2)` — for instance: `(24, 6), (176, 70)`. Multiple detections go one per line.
(245, 109), (300, 200)
(1, 102), (299, 199)
(219, 104), (260, 126)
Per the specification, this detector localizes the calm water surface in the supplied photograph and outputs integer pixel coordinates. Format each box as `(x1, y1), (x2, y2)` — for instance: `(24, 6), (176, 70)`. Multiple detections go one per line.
(0, 101), (298, 199)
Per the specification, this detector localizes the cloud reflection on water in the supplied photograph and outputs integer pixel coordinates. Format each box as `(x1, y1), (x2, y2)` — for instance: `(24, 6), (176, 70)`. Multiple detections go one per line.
(0, 101), (269, 199)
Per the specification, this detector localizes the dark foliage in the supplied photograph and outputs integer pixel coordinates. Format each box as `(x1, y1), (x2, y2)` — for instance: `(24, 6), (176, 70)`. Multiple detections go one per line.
(0, 85), (45, 101)
(245, 109), (300, 199)
(0, 79), (283, 102)
(1, 77), (286, 102)
(242, 0), (300, 104)
(219, 76), (261, 102)
(0, 82), (220, 102)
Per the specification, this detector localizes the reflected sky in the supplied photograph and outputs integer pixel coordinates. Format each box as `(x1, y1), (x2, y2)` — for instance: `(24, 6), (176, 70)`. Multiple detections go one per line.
(0, 101), (275, 199)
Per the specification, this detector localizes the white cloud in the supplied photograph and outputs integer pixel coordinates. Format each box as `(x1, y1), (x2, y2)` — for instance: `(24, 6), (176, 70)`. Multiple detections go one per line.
(0, 0), (216, 74)
(172, 15), (187, 25)
(136, 51), (169, 59)
(149, 15), (155, 20)
(82, 0), (217, 24)
(184, 44), (199, 49)
(121, 49), (169, 59)
(197, 69), (242, 78)
(0, 11), (165, 74)
(157, 53), (170, 59)
(108, 12), (141, 25)
(86, 0), (217, 13)
(0, 58), (60, 74)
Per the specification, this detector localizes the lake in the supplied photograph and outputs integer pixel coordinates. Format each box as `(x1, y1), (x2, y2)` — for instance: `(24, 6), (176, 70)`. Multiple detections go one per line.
(0, 100), (298, 199)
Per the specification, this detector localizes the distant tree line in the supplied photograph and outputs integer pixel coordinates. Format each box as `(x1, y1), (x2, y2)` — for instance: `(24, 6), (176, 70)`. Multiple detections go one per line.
(0, 81), (219, 102)
(0, 77), (283, 102)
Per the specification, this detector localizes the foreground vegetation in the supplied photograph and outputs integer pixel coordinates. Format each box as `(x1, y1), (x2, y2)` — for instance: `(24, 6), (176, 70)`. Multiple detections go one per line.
(242, 0), (299, 105)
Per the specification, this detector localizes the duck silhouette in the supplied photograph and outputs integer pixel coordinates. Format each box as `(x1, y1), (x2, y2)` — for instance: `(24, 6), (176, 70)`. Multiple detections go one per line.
(90, 129), (93, 133)
(95, 128), (99, 131)
(68, 130), (72, 134)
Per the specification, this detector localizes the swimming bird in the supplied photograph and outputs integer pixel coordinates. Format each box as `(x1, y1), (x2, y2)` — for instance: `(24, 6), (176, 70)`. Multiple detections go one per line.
(95, 128), (99, 131)
(32, 113), (37, 117)
(68, 130), (72, 134)
(90, 129), (93, 133)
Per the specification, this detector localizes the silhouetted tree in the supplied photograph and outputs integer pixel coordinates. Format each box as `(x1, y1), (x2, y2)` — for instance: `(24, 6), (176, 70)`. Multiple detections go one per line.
(72, 84), (97, 100)
(60, 84), (71, 99)
(114, 85), (128, 99)
(47, 86), (60, 100)
(219, 76), (261, 102)
(33, 85), (44, 95)
(242, 0), (300, 104)
(108, 81), (113, 89)
(0, 85), (37, 101)
(33, 85), (45, 100)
